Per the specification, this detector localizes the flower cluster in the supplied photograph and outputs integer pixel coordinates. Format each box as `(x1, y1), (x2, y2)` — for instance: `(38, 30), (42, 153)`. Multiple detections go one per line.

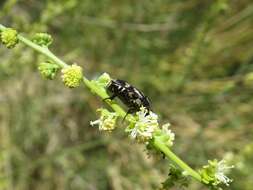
(125, 107), (159, 143)
(32, 33), (53, 47)
(38, 61), (60, 80)
(0, 28), (19, 48)
(145, 121), (175, 159)
(61, 64), (83, 88)
(90, 108), (118, 131)
(199, 159), (234, 187)
(154, 123), (175, 147)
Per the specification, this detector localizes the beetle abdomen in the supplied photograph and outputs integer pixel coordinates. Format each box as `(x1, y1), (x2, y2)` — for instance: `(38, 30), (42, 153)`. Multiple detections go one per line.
(106, 79), (151, 113)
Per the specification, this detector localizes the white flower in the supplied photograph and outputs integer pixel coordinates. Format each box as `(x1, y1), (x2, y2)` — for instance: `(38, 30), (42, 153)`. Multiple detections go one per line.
(161, 123), (175, 147)
(215, 160), (234, 186)
(200, 159), (234, 186)
(90, 109), (118, 131)
(126, 107), (159, 143)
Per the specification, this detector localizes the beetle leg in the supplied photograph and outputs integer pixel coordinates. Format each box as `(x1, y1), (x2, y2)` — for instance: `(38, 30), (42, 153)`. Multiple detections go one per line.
(122, 108), (136, 122)
(145, 109), (150, 116)
(103, 94), (117, 101)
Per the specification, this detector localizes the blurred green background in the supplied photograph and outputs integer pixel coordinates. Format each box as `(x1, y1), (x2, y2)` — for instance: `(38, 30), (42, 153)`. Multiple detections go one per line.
(1, 0), (253, 189)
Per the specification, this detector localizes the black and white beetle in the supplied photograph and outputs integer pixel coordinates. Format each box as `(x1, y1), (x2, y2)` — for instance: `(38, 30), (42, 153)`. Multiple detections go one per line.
(105, 79), (151, 119)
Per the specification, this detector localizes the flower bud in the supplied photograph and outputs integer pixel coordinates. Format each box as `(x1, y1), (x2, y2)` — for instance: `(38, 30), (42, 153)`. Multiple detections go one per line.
(38, 61), (60, 80)
(154, 123), (175, 147)
(32, 33), (53, 47)
(61, 64), (83, 88)
(0, 28), (19, 48)
(90, 108), (118, 131)
(96, 72), (111, 88)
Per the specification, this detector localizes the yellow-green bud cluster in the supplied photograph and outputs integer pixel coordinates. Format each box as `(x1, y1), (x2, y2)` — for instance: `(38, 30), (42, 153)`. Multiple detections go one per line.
(0, 28), (19, 48)
(38, 61), (60, 80)
(90, 108), (118, 131)
(32, 33), (53, 47)
(61, 64), (83, 88)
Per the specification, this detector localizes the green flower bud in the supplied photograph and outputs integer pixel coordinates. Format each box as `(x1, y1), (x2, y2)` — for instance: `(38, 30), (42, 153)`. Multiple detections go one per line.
(38, 61), (60, 80)
(96, 72), (111, 88)
(154, 123), (175, 147)
(90, 73), (111, 95)
(61, 64), (83, 88)
(32, 33), (53, 47)
(0, 28), (19, 48)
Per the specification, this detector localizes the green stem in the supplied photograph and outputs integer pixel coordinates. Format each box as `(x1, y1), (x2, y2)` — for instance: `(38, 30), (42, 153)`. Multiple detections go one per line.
(0, 24), (126, 117)
(81, 77), (127, 117)
(0, 23), (202, 183)
(153, 138), (202, 182)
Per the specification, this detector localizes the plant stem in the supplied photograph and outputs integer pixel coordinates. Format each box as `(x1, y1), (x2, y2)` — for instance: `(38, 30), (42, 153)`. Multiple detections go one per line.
(152, 138), (202, 182)
(0, 23), (202, 183)
(0, 24), (126, 117)
(81, 77), (127, 117)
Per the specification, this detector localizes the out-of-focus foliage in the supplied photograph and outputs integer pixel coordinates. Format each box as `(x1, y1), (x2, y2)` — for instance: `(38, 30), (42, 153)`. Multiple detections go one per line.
(1, 0), (253, 189)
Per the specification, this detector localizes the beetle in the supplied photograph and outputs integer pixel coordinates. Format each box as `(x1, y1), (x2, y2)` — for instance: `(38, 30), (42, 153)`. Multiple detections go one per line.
(104, 79), (151, 119)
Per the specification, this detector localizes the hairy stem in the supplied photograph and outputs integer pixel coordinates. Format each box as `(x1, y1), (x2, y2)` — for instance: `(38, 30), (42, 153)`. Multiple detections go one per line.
(0, 23), (202, 182)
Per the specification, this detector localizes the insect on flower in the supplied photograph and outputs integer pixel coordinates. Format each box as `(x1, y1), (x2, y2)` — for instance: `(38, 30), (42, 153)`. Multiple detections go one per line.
(105, 79), (151, 119)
